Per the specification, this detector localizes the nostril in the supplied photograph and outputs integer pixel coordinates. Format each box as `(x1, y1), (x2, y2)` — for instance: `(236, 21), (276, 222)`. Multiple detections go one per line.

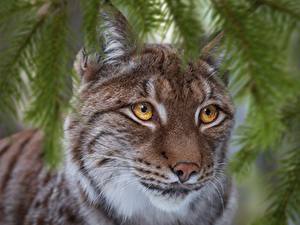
(190, 171), (197, 177)
(175, 169), (184, 177)
(161, 151), (168, 159)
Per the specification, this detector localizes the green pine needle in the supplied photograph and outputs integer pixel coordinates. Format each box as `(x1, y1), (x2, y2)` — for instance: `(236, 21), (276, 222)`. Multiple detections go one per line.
(80, 0), (102, 50)
(25, 4), (71, 167)
(113, 0), (164, 40)
(0, 13), (46, 118)
(162, 0), (204, 60)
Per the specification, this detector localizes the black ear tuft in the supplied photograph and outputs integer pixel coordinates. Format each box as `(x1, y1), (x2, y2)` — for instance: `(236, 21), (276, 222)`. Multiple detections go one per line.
(74, 48), (101, 83)
(99, 4), (136, 65)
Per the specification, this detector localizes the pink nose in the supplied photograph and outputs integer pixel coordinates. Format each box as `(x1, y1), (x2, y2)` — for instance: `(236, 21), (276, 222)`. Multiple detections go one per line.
(172, 162), (200, 183)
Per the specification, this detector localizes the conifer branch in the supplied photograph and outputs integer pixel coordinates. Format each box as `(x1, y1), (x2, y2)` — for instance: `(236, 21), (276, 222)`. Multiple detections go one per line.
(25, 2), (71, 167)
(162, 0), (204, 59)
(113, 0), (164, 40)
(210, 0), (254, 82)
(0, 11), (47, 117)
(208, 0), (298, 177)
(80, 0), (102, 49)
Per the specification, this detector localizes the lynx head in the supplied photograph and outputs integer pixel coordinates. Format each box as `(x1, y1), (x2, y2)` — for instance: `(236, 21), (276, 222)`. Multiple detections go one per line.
(65, 6), (234, 219)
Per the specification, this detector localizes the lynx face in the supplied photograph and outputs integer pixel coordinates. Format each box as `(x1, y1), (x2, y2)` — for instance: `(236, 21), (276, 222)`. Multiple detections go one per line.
(65, 9), (234, 218)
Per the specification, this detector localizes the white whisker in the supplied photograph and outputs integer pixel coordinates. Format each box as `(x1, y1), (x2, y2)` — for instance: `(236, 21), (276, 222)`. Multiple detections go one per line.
(209, 180), (224, 214)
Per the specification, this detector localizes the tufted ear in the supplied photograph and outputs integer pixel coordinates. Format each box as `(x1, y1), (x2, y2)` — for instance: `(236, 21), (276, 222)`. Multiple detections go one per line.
(99, 4), (136, 65)
(74, 4), (136, 83)
(200, 31), (229, 85)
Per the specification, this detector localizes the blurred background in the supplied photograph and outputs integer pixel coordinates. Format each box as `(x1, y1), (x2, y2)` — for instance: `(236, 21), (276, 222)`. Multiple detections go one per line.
(0, 0), (300, 225)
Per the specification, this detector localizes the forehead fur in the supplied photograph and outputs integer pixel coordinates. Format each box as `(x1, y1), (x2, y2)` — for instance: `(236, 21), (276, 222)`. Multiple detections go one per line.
(80, 44), (231, 104)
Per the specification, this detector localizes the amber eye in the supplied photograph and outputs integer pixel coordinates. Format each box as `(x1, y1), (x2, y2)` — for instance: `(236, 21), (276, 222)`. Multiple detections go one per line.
(200, 105), (219, 124)
(132, 102), (153, 121)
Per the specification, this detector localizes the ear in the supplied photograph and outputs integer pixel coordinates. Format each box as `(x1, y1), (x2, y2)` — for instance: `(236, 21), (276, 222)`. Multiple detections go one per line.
(201, 31), (224, 67)
(74, 4), (136, 83)
(73, 48), (101, 83)
(99, 4), (136, 65)
(200, 31), (229, 86)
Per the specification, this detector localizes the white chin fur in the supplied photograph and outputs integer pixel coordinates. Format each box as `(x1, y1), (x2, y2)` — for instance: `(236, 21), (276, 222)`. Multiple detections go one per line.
(145, 192), (187, 212)
(102, 176), (192, 220)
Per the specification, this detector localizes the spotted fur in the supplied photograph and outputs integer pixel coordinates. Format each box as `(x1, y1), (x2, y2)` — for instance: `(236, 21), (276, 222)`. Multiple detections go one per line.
(0, 6), (237, 225)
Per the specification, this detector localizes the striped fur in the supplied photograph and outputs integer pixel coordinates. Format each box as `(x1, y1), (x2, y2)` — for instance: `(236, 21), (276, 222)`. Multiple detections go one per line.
(0, 7), (237, 225)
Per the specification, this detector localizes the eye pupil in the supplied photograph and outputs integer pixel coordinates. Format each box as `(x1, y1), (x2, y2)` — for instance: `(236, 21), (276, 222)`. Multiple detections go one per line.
(205, 108), (211, 116)
(141, 105), (148, 113)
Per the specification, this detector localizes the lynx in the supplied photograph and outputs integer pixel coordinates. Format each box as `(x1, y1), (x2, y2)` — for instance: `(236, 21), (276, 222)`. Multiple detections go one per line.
(0, 6), (237, 225)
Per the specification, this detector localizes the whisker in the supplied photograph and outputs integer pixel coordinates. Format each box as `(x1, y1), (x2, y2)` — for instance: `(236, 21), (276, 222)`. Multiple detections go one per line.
(87, 154), (134, 164)
(87, 155), (169, 176)
(213, 176), (224, 194)
(209, 180), (224, 213)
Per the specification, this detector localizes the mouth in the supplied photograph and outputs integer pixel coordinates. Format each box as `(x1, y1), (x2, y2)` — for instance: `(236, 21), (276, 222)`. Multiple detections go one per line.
(139, 181), (205, 212)
(140, 181), (204, 198)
